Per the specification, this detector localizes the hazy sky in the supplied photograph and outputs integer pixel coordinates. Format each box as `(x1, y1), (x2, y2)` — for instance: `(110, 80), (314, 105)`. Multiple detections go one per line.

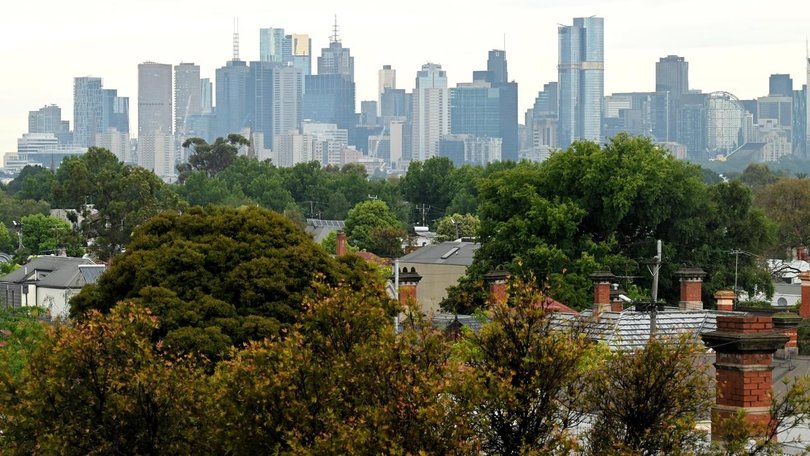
(2, 0), (809, 156)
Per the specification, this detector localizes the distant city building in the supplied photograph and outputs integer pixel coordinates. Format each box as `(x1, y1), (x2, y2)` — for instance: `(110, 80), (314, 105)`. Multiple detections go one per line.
(28, 104), (71, 144)
(174, 63), (201, 135)
(677, 93), (708, 160)
(806, 55), (810, 156)
(411, 63), (450, 162)
(200, 78), (213, 114)
(439, 134), (501, 166)
(794, 86), (807, 157)
(769, 74), (793, 97)
(378, 65), (396, 114)
(706, 91), (744, 157)
(487, 50), (508, 84)
(303, 74), (356, 131)
(558, 16), (604, 148)
(302, 121), (348, 166)
(14, 133), (86, 171)
(102, 89), (129, 135)
(137, 132), (176, 182)
(259, 28), (286, 64)
(73, 77), (103, 147)
(533, 82), (558, 118)
(272, 65), (304, 144)
(656, 55), (689, 97)
(317, 33), (354, 82)
(360, 100), (378, 126)
(380, 88), (409, 122)
(138, 62), (173, 136)
(215, 59), (251, 138)
(274, 130), (315, 167)
(95, 129), (131, 163)
(289, 34), (312, 76)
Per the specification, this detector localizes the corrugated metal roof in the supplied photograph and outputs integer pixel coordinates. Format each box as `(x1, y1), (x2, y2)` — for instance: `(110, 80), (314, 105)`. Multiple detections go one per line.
(399, 241), (479, 266)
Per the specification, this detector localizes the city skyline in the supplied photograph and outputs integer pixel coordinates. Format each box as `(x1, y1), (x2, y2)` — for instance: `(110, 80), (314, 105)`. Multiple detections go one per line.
(1, 0), (809, 155)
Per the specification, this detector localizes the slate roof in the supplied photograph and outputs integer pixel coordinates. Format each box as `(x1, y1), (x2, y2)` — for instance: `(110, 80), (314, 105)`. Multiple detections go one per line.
(398, 241), (479, 267)
(0, 256), (102, 289)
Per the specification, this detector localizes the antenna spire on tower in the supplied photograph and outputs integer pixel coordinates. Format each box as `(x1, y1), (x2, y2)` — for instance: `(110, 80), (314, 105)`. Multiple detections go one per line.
(232, 17), (240, 61)
(331, 15), (340, 43)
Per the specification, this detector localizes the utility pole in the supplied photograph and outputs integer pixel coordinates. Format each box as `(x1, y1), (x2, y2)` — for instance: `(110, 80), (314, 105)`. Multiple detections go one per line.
(416, 204), (429, 226)
(650, 240), (662, 339)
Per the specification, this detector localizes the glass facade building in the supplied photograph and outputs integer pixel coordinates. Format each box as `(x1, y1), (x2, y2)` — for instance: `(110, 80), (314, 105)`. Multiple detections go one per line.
(73, 77), (103, 147)
(557, 16), (604, 149)
(302, 74), (356, 131)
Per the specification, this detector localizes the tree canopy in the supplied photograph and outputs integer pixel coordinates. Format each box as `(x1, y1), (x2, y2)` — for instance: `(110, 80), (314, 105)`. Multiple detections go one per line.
(344, 199), (405, 257)
(69, 206), (377, 358)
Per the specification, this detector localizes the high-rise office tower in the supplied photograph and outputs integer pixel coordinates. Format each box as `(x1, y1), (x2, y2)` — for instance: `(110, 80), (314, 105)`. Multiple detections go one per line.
(411, 63), (449, 162)
(806, 53), (810, 157)
(260, 28), (286, 63)
(216, 59), (251, 138)
(174, 63), (201, 135)
(378, 65), (396, 114)
(28, 104), (71, 144)
(272, 65), (303, 142)
(317, 20), (354, 82)
(487, 50), (508, 84)
(557, 16), (604, 148)
(200, 78), (213, 114)
(73, 76), (103, 147)
(769, 74), (793, 97)
(250, 60), (275, 149)
(303, 74), (356, 131)
(289, 34), (312, 76)
(138, 62), (173, 136)
(533, 82), (558, 117)
(656, 55), (689, 97)
(102, 89), (129, 134)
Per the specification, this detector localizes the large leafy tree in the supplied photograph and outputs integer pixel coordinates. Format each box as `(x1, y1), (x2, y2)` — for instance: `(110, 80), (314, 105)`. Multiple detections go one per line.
(177, 134), (250, 183)
(19, 213), (75, 256)
(5, 165), (55, 201)
(754, 177), (810, 254)
(69, 206), (376, 358)
(52, 147), (185, 260)
(0, 305), (211, 455)
(400, 157), (456, 217)
(0, 192), (50, 229)
(448, 134), (774, 311)
(344, 199), (405, 256)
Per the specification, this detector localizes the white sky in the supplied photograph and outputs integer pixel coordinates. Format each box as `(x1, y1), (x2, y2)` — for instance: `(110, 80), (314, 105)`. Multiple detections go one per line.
(1, 0), (809, 156)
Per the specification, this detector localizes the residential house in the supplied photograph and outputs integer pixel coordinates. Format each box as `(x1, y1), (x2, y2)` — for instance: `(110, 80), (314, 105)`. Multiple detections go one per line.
(0, 256), (106, 319)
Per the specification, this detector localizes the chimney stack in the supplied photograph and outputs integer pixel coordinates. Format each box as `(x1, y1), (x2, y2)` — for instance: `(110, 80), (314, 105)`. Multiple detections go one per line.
(800, 271), (810, 319)
(714, 290), (735, 312)
(590, 271), (615, 314)
(676, 268), (706, 310)
(336, 231), (347, 257)
(702, 316), (788, 442)
(610, 283), (626, 312)
(484, 270), (510, 305)
(398, 267), (422, 307)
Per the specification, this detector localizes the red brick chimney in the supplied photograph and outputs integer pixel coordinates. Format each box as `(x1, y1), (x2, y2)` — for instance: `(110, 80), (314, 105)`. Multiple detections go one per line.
(590, 271), (615, 314)
(676, 268), (706, 311)
(714, 290), (736, 312)
(336, 231), (347, 257)
(610, 284), (626, 312)
(484, 270), (510, 305)
(702, 315), (788, 442)
(773, 313), (801, 359)
(800, 271), (810, 319)
(397, 267), (422, 307)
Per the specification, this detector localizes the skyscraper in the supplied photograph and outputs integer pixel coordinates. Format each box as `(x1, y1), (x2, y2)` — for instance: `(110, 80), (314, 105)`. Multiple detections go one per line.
(272, 65), (303, 142)
(174, 62), (201, 135)
(73, 76), (103, 147)
(138, 62), (173, 136)
(378, 65), (396, 114)
(769, 74), (793, 97)
(411, 63), (449, 162)
(215, 59), (251, 138)
(289, 34), (312, 76)
(102, 89), (129, 134)
(487, 50), (508, 84)
(806, 53), (810, 157)
(28, 104), (71, 144)
(302, 74), (356, 131)
(259, 28), (286, 64)
(656, 55), (689, 97)
(200, 78), (213, 114)
(317, 21), (354, 82)
(557, 16), (604, 148)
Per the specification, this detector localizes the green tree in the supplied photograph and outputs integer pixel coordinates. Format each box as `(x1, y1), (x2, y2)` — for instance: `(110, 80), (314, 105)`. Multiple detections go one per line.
(401, 157), (455, 213)
(0, 307), (48, 379)
(754, 178), (810, 252)
(738, 163), (780, 191)
(584, 336), (712, 455)
(69, 206), (377, 358)
(435, 213), (480, 241)
(19, 213), (72, 255)
(0, 304), (211, 455)
(344, 199), (405, 256)
(5, 165), (55, 201)
(177, 134), (250, 183)
(459, 278), (600, 455)
(209, 280), (478, 455)
(0, 192), (50, 228)
(53, 148), (185, 259)
(0, 222), (16, 253)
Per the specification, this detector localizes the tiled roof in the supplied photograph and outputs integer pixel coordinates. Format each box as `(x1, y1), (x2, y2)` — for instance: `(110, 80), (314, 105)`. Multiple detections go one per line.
(0, 256), (98, 288)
